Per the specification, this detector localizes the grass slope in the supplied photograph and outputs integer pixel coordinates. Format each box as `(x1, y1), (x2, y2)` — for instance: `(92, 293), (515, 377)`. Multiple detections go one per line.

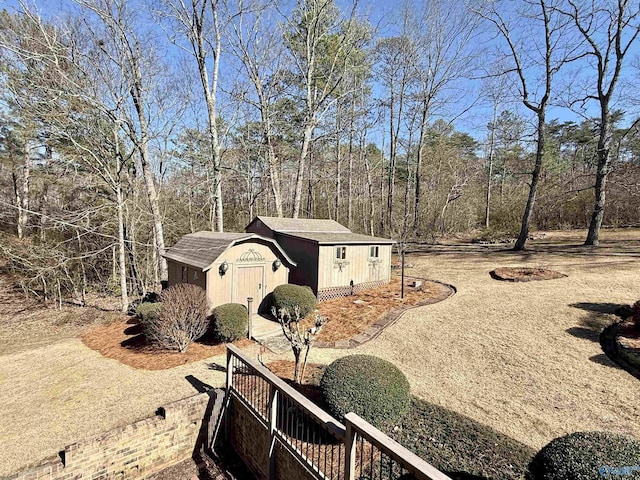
(389, 398), (536, 480)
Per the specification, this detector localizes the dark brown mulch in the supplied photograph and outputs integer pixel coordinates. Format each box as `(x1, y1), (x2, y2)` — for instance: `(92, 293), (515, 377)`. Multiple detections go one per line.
(81, 318), (253, 370)
(266, 360), (326, 405)
(490, 267), (567, 282)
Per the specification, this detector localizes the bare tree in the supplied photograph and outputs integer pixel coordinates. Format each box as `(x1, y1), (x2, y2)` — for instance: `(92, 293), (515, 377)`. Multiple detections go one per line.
(283, 0), (369, 218)
(557, 0), (640, 246)
(407, 0), (478, 236)
(76, 0), (170, 281)
(272, 305), (326, 384)
(158, 0), (226, 231)
(227, 0), (288, 217)
(476, 0), (577, 251)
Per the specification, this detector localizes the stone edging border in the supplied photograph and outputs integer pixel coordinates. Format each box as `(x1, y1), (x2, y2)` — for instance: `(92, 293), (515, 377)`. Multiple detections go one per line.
(314, 277), (456, 350)
(600, 321), (640, 380)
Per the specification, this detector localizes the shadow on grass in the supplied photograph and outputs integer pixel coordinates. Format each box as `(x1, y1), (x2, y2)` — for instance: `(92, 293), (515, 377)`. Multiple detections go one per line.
(570, 302), (631, 317)
(206, 362), (226, 372)
(566, 326), (600, 342)
(389, 398), (535, 480)
(589, 353), (623, 370)
(445, 473), (489, 480)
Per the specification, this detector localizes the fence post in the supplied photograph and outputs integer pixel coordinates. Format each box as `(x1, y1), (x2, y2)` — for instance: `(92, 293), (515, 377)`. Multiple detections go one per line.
(224, 348), (233, 443)
(267, 384), (278, 480)
(344, 415), (357, 480)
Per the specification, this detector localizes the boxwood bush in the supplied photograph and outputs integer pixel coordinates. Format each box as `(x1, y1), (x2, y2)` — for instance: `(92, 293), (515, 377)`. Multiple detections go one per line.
(320, 355), (410, 429)
(211, 303), (248, 342)
(273, 284), (317, 318)
(529, 431), (640, 480)
(136, 302), (161, 322)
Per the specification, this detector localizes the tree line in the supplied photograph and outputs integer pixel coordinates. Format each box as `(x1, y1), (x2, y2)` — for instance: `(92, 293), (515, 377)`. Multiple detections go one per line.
(1, 0), (639, 310)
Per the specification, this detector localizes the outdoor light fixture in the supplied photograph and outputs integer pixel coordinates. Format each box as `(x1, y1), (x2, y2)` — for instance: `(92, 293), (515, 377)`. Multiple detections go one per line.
(272, 259), (282, 271)
(219, 260), (229, 276)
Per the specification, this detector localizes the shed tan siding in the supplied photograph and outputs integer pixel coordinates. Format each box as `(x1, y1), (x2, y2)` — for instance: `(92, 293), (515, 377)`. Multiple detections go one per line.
(317, 244), (392, 290)
(206, 240), (289, 311)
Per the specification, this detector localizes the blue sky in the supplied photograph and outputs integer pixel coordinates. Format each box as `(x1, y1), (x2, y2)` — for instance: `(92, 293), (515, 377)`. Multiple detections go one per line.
(3, 0), (639, 149)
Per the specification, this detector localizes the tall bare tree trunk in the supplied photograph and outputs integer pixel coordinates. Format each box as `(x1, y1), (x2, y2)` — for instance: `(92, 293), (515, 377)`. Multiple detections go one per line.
(485, 106), (497, 229)
(115, 132), (129, 312)
(334, 110), (341, 223)
(16, 142), (30, 239)
(293, 123), (314, 218)
(514, 112), (546, 250)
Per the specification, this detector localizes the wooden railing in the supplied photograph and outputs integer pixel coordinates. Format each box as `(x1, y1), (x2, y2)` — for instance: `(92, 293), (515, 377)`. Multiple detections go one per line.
(224, 345), (451, 480)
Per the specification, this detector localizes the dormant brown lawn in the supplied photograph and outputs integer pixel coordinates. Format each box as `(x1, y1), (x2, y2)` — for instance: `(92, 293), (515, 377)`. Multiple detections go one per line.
(0, 228), (639, 475)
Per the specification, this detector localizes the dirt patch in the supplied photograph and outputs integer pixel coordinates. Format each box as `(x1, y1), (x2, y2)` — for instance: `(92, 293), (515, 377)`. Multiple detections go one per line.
(266, 360), (326, 406)
(81, 318), (252, 370)
(490, 267), (567, 282)
(309, 278), (449, 343)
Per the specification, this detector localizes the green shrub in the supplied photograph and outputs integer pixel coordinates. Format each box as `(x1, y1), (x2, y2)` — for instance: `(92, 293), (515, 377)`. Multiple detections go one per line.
(529, 431), (640, 480)
(136, 302), (161, 322)
(211, 303), (248, 342)
(320, 355), (410, 429)
(273, 284), (317, 318)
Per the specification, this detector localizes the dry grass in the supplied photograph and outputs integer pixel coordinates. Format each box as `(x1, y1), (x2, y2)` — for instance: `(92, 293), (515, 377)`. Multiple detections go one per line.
(2, 227), (640, 476)
(299, 228), (640, 451)
(309, 278), (447, 342)
(81, 318), (252, 370)
(0, 267), (121, 356)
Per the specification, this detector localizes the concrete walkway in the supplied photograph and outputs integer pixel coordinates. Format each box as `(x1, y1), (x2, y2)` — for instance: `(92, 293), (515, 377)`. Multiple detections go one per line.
(250, 315), (291, 354)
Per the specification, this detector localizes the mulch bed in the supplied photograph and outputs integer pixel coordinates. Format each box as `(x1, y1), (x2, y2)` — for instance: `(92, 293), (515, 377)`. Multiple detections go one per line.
(601, 320), (640, 379)
(490, 267), (567, 282)
(81, 318), (252, 370)
(266, 360), (326, 405)
(308, 277), (454, 349)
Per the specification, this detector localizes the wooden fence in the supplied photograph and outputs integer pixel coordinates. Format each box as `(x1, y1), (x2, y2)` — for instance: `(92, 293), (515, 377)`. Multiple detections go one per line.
(223, 345), (451, 480)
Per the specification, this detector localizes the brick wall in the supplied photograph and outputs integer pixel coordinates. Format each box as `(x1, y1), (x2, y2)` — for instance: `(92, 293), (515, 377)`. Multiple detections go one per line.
(229, 396), (316, 480)
(9, 389), (224, 480)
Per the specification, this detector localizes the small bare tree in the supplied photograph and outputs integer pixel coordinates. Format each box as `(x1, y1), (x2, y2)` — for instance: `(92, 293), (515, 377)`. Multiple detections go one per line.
(272, 306), (326, 384)
(143, 284), (209, 352)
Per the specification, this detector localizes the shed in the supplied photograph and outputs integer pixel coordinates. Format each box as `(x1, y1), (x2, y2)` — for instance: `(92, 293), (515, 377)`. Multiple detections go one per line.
(245, 217), (395, 301)
(163, 232), (296, 311)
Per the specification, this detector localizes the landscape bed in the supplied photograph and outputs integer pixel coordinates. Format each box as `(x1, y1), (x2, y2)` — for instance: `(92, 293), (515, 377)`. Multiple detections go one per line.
(308, 277), (450, 343)
(81, 318), (252, 370)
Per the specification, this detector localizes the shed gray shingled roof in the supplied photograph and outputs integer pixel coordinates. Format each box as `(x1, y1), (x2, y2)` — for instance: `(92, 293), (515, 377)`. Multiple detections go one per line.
(278, 231), (395, 245)
(163, 232), (252, 270)
(254, 216), (350, 233)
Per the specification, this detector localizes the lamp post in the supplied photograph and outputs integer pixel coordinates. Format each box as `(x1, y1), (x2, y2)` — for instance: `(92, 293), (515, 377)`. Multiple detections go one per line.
(247, 297), (253, 339)
(401, 242), (406, 299)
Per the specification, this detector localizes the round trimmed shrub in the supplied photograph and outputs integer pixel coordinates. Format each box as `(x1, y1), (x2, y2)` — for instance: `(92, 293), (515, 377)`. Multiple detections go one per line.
(273, 284), (317, 318)
(136, 302), (161, 322)
(320, 355), (410, 429)
(529, 431), (640, 480)
(211, 303), (248, 342)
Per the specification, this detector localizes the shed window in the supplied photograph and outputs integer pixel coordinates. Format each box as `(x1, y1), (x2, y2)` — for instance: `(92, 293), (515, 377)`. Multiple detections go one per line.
(181, 266), (187, 281)
(193, 270), (198, 280)
(336, 246), (347, 260)
(370, 246), (379, 258)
